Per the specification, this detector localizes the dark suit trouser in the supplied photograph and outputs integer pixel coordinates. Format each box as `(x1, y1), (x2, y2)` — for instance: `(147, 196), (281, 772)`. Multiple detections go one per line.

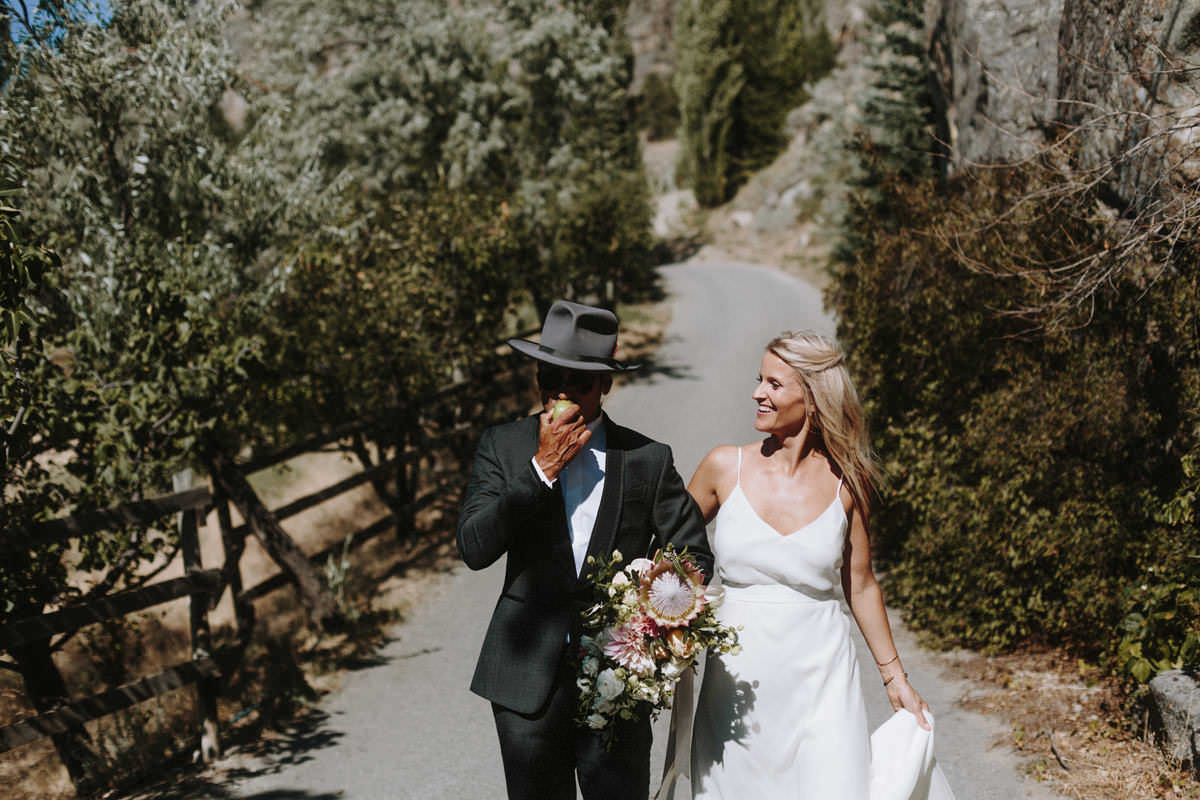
(492, 654), (651, 800)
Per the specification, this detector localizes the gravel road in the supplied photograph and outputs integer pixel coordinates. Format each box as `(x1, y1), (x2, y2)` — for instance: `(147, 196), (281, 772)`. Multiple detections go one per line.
(199, 259), (1062, 800)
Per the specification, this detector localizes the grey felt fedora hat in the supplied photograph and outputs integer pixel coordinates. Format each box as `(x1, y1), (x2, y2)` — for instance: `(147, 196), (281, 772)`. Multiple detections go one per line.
(508, 300), (640, 372)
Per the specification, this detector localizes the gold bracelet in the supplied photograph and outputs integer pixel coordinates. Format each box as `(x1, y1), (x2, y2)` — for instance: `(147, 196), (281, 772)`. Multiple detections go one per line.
(883, 671), (907, 687)
(876, 653), (900, 668)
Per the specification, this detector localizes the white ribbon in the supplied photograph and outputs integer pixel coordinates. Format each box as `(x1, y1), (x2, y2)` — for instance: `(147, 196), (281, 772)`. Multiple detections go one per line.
(655, 584), (725, 800)
(654, 664), (693, 800)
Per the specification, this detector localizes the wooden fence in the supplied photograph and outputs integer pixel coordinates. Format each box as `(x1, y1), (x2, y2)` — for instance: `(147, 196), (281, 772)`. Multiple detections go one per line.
(0, 345), (536, 792)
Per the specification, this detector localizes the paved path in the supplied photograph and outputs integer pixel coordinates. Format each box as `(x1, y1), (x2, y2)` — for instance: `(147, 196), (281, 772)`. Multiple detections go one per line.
(186, 260), (1061, 799)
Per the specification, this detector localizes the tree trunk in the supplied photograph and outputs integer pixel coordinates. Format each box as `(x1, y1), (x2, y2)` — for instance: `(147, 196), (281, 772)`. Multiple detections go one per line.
(13, 637), (103, 794)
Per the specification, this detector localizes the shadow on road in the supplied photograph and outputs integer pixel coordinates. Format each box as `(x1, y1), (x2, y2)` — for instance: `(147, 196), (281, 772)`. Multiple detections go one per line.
(234, 792), (345, 799)
(615, 335), (700, 386)
(226, 708), (343, 774)
(125, 709), (345, 800)
(335, 652), (392, 671)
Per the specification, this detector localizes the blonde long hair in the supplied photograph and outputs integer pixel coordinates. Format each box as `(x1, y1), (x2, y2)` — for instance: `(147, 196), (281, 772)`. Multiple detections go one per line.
(766, 331), (880, 517)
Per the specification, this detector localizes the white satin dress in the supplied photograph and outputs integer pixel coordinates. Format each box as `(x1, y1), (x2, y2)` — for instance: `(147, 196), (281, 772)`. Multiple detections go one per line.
(682, 450), (955, 800)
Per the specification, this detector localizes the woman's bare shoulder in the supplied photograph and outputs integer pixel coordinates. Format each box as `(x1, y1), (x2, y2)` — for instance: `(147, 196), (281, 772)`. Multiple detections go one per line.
(697, 444), (744, 475)
(689, 444), (735, 488)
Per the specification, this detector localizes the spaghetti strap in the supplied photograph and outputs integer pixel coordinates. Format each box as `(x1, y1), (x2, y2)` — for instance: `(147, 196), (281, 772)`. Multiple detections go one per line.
(835, 475), (844, 503)
(735, 447), (743, 487)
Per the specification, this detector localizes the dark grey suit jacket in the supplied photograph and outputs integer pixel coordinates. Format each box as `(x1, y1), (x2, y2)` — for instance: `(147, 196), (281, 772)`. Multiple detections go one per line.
(456, 413), (712, 715)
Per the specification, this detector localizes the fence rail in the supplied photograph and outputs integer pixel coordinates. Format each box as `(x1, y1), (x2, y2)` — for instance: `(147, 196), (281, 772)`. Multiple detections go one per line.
(0, 569), (222, 651)
(0, 488), (213, 554)
(0, 658), (221, 754)
(0, 340), (537, 790)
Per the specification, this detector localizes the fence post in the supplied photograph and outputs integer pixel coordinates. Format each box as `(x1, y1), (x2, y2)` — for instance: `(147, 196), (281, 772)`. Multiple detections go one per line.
(175, 470), (221, 762)
(399, 422), (416, 538)
(350, 431), (407, 526)
(207, 452), (344, 630)
(213, 486), (255, 649)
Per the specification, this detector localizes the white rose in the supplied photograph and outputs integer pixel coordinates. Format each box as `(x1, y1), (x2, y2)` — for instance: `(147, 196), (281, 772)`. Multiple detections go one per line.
(586, 713), (608, 730)
(596, 668), (624, 701)
(582, 657), (599, 677)
(628, 558), (654, 574)
(611, 572), (630, 588)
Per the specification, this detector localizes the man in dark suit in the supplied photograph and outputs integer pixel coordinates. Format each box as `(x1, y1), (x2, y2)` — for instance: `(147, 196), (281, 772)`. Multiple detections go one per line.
(457, 300), (712, 800)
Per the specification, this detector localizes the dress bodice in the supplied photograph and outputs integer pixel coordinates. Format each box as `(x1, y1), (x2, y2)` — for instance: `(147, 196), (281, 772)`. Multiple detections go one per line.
(710, 451), (848, 601)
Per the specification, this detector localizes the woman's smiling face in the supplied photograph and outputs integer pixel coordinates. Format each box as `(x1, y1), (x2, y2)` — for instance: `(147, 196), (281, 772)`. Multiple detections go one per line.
(753, 351), (809, 434)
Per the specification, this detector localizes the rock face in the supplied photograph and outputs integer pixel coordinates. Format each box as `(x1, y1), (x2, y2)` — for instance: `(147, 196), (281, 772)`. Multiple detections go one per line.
(1149, 670), (1200, 775)
(1058, 0), (1200, 200)
(927, 0), (1200, 201)
(926, 0), (1065, 168)
(625, 0), (675, 91)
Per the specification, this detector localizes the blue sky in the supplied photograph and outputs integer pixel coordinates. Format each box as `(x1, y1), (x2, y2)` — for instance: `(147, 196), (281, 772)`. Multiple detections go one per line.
(5, 0), (113, 41)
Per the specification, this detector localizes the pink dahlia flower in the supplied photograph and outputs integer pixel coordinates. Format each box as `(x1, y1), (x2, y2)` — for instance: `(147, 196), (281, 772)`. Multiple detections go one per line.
(603, 622), (655, 675)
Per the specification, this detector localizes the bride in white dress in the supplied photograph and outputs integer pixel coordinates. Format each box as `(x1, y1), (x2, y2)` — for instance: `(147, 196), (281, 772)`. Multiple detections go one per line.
(671, 331), (954, 800)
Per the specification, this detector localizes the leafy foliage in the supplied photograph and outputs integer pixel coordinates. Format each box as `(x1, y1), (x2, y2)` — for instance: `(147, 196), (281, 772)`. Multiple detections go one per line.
(829, 161), (1200, 683)
(1, 2), (273, 625)
(829, 0), (1199, 686)
(0, 0), (652, 788)
(1, 0), (652, 619)
(674, 0), (835, 207)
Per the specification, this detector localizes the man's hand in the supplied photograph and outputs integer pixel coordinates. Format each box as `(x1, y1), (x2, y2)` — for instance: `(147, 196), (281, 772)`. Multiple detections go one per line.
(535, 395), (591, 482)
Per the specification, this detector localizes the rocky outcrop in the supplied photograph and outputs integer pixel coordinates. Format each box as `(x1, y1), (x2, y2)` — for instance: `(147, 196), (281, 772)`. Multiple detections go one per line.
(927, 0), (1200, 203)
(1149, 670), (1200, 776)
(925, 0), (1064, 168)
(1058, 0), (1200, 201)
(625, 0), (675, 91)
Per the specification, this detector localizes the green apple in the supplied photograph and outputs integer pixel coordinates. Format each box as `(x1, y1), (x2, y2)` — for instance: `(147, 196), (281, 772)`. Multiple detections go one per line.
(550, 398), (574, 421)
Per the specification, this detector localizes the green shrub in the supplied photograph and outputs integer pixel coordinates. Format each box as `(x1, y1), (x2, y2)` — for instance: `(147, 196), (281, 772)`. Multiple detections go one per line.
(829, 166), (1200, 682)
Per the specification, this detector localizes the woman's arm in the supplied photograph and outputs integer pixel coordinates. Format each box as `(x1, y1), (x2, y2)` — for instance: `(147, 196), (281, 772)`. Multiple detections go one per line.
(686, 445), (738, 523)
(841, 492), (931, 729)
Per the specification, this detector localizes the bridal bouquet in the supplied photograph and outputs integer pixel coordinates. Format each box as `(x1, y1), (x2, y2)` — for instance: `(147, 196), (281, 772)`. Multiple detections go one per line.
(575, 545), (739, 743)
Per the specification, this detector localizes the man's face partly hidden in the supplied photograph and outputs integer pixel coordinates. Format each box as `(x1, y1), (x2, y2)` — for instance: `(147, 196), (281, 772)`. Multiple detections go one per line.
(536, 365), (611, 423)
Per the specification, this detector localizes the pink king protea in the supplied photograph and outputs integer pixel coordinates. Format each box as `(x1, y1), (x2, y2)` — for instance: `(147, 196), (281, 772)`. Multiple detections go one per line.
(640, 557), (705, 627)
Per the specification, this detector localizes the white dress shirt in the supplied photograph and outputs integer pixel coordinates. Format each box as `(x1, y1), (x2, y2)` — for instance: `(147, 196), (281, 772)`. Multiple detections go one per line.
(532, 415), (607, 576)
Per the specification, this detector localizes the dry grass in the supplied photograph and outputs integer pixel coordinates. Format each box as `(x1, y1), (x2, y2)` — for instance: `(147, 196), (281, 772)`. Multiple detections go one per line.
(951, 649), (1198, 799)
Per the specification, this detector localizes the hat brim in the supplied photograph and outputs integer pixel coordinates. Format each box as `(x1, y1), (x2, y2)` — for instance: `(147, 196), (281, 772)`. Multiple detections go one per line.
(508, 338), (641, 372)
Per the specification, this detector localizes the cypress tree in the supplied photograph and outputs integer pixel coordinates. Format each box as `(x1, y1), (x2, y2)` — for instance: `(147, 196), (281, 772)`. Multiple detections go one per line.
(835, 0), (939, 265)
(674, 0), (834, 207)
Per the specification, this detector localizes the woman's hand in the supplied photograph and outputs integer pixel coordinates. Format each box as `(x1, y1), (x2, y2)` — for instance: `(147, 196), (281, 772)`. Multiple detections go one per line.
(885, 672), (931, 731)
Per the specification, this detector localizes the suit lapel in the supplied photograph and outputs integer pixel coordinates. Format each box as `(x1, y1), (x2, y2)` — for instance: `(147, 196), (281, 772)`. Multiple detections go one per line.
(578, 418), (624, 585)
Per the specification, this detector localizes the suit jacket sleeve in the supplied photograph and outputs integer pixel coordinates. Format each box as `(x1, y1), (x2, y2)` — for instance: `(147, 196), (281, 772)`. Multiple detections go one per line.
(456, 423), (556, 570)
(652, 445), (715, 581)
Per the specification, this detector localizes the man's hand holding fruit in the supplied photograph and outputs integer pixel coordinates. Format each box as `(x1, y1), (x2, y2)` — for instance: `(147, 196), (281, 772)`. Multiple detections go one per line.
(535, 396), (592, 482)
